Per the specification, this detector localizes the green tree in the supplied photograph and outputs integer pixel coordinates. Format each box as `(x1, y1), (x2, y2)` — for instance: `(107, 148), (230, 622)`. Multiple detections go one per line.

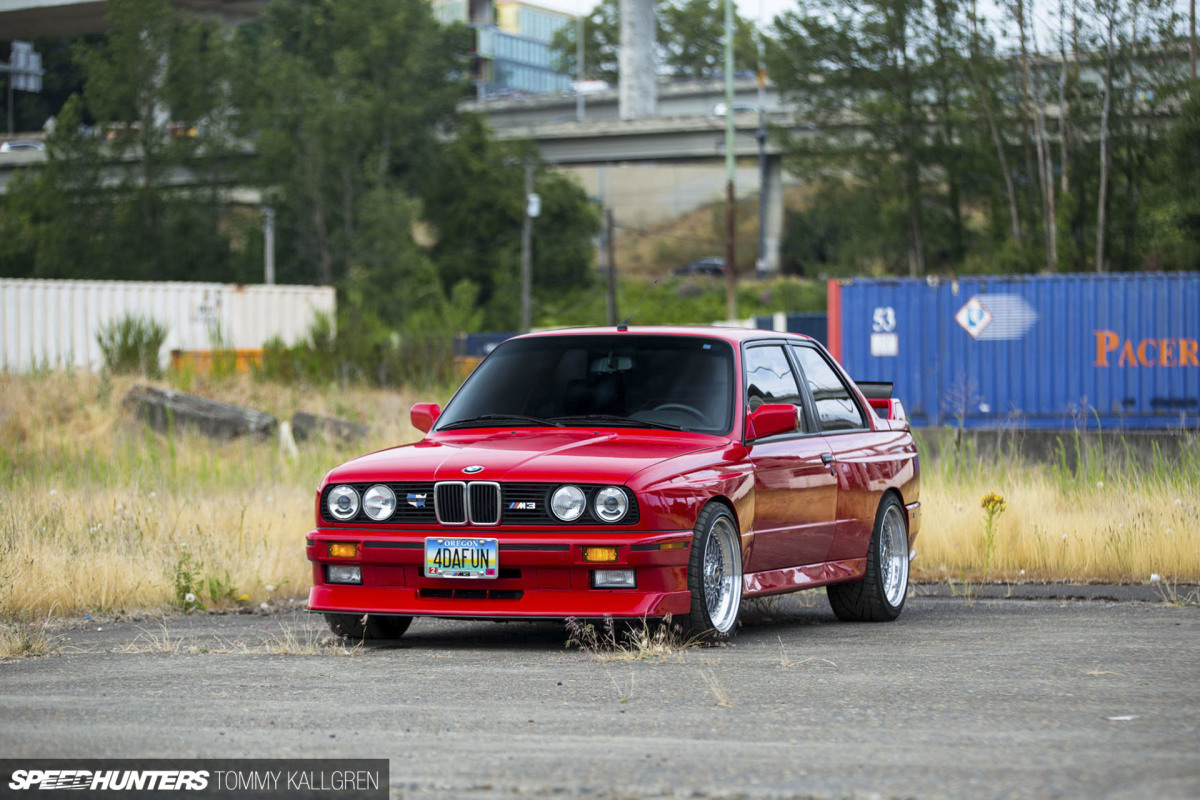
(658, 0), (759, 79)
(0, 94), (110, 278)
(235, 0), (469, 286)
(552, 0), (760, 83)
(8, 35), (102, 133)
(418, 115), (599, 330)
(1, 0), (240, 281)
(550, 0), (620, 83)
(769, 0), (934, 276)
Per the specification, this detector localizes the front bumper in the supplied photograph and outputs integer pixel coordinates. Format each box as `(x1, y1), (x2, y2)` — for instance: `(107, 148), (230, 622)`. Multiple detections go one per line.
(306, 529), (693, 620)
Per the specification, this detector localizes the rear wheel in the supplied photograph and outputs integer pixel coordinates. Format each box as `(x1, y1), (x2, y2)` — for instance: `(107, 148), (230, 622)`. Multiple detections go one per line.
(324, 613), (413, 641)
(827, 495), (909, 622)
(685, 504), (744, 641)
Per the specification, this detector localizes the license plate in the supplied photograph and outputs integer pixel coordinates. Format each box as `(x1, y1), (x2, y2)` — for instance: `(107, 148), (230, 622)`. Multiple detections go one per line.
(424, 537), (499, 579)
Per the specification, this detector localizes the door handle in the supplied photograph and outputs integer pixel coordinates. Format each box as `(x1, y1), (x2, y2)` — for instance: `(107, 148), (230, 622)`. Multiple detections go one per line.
(820, 453), (836, 475)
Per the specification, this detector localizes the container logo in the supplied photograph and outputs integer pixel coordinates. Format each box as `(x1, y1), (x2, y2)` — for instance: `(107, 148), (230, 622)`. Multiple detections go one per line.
(955, 295), (1039, 341)
(1094, 331), (1200, 367)
(955, 297), (993, 339)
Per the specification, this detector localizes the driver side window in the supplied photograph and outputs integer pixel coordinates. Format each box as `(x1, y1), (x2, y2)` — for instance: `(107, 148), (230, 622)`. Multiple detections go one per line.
(744, 345), (806, 431)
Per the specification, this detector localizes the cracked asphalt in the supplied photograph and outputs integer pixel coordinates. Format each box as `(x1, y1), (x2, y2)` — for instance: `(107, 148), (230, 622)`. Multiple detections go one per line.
(2, 588), (1198, 800)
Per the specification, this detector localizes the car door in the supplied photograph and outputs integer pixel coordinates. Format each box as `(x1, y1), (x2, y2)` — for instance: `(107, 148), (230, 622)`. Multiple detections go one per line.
(789, 343), (878, 563)
(742, 343), (837, 572)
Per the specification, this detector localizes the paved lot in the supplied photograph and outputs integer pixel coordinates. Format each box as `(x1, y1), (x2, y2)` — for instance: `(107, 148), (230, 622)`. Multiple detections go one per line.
(2, 591), (1198, 800)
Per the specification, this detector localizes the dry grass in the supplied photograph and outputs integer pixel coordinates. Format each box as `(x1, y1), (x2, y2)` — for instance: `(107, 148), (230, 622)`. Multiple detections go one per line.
(564, 614), (701, 661)
(0, 370), (429, 618)
(2, 370), (1197, 623)
(111, 618), (363, 656)
(698, 668), (733, 708)
(914, 451), (1200, 584)
(616, 188), (810, 279)
(0, 616), (63, 659)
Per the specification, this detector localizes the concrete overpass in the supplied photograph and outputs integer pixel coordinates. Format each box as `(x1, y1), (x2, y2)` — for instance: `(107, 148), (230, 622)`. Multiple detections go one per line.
(473, 80), (817, 272)
(0, 141), (258, 201)
(0, 0), (262, 37)
(0, 79), (812, 271)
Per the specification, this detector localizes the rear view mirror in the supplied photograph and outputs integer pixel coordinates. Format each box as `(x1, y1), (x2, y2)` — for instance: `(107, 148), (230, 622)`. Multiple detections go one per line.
(411, 402), (441, 433)
(746, 403), (798, 440)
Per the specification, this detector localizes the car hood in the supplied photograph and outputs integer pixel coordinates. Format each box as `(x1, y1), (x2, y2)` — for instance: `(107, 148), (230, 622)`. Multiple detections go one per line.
(325, 429), (724, 486)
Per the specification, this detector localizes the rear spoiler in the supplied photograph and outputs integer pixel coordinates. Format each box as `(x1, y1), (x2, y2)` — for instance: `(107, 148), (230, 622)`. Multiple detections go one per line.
(856, 381), (907, 423)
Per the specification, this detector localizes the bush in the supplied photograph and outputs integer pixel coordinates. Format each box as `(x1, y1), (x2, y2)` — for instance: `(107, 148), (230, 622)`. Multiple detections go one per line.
(96, 315), (169, 378)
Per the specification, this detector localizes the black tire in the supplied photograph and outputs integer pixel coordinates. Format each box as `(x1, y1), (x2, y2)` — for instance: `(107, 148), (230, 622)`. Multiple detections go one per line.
(324, 613), (413, 641)
(827, 494), (909, 622)
(685, 503), (744, 641)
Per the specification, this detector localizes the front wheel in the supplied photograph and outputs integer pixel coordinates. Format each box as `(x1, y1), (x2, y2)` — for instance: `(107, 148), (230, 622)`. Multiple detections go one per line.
(827, 495), (909, 622)
(685, 504), (744, 641)
(324, 613), (413, 641)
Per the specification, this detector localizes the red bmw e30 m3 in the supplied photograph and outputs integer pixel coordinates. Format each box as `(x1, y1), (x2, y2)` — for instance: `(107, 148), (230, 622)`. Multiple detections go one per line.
(307, 326), (920, 641)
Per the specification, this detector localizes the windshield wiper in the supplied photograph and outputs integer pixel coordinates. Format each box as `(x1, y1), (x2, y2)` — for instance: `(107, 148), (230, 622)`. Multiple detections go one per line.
(440, 414), (563, 430)
(550, 414), (684, 431)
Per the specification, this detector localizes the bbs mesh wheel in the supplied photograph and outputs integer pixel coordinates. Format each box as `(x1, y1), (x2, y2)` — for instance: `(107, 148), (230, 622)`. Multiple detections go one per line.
(684, 503), (743, 641)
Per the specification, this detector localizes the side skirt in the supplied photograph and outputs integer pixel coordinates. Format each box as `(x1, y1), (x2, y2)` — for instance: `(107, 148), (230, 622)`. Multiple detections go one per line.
(742, 557), (868, 598)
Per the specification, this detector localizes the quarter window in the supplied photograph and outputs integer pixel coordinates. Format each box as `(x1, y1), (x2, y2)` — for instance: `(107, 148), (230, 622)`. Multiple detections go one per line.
(791, 346), (866, 432)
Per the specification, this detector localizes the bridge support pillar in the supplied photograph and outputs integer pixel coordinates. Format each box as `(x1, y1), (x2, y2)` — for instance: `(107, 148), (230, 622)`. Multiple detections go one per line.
(618, 0), (656, 120)
(762, 154), (784, 275)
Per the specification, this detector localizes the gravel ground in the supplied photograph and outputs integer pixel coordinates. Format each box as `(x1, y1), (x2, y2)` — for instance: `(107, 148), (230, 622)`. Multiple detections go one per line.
(2, 588), (1198, 800)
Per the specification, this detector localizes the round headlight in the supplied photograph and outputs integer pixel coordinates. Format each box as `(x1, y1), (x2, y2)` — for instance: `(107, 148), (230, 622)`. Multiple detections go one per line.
(550, 485), (586, 522)
(593, 487), (629, 523)
(363, 484), (396, 521)
(327, 485), (359, 521)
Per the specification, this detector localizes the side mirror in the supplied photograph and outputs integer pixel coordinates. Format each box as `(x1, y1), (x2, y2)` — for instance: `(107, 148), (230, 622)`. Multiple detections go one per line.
(411, 402), (441, 433)
(746, 403), (799, 440)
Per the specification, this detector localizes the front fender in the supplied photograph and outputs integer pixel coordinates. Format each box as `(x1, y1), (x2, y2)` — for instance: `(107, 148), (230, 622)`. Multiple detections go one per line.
(628, 443), (756, 539)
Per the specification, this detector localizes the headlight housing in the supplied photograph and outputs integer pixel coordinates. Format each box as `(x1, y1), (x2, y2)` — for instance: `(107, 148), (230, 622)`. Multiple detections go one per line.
(593, 487), (629, 523)
(327, 485), (359, 521)
(550, 485), (586, 522)
(363, 484), (397, 521)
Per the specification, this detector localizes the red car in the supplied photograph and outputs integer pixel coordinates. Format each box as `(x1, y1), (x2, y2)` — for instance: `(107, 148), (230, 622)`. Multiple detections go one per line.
(307, 326), (920, 641)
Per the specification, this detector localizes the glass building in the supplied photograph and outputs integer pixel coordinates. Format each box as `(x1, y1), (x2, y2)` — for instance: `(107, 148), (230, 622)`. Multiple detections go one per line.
(432, 0), (574, 98)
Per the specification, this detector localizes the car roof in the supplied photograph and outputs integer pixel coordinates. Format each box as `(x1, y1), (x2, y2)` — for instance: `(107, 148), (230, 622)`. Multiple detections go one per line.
(515, 325), (817, 345)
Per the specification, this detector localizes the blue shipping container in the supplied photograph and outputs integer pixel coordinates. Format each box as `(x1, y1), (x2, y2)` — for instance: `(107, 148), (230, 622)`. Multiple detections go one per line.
(829, 273), (1200, 430)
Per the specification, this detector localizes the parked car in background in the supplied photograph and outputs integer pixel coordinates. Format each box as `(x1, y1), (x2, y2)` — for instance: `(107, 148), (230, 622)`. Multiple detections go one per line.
(0, 139), (46, 152)
(671, 257), (726, 277)
(307, 326), (920, 642)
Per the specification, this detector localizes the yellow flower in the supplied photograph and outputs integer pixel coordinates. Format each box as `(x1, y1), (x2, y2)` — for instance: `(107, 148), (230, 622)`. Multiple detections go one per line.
(981, 492), (1006, 515)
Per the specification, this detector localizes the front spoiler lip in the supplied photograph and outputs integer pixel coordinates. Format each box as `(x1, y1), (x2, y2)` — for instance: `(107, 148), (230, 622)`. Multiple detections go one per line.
(306, 585), (692, 619)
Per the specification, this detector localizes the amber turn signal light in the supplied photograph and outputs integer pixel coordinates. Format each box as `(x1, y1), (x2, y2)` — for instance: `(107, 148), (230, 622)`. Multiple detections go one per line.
(582, 546), (618, 563)
(328, 542), (359, 559)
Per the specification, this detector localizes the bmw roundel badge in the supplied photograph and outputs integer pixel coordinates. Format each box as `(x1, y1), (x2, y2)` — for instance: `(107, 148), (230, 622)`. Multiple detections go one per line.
(462, 465), (484, 474)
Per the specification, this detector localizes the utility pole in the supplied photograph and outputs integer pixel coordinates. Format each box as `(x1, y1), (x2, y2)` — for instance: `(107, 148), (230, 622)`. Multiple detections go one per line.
(521, 161), (536, 332)
(723, 0), (737, 321)
(263, 207), (276, 285)
(605, 207), (618, 326)
(576, 0), (586, 121)
(1191, 0), (1196, 80)
(756, 16), (768, 278)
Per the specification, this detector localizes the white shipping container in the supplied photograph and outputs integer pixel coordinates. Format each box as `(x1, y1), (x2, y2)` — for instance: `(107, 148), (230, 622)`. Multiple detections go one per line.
(0, 279), (336, 372)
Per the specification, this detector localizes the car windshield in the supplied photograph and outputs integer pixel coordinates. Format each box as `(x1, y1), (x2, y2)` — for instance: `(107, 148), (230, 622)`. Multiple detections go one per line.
(436, 334), (736, 435)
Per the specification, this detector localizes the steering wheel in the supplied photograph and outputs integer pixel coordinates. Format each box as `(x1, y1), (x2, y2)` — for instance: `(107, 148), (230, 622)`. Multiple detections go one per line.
(651, 403), (709, 425)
